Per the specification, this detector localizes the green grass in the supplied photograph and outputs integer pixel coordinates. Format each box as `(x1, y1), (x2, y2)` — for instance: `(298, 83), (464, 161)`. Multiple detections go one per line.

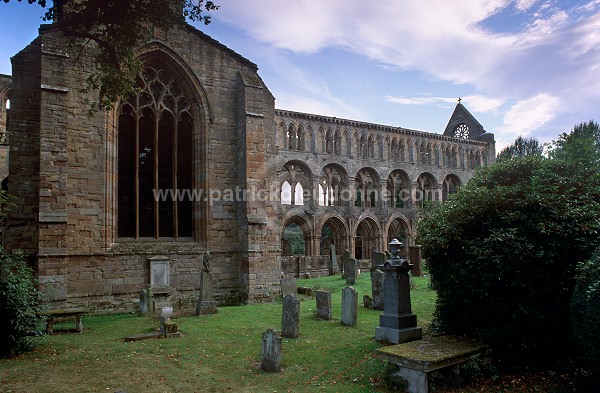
(0, 274), (436, 393)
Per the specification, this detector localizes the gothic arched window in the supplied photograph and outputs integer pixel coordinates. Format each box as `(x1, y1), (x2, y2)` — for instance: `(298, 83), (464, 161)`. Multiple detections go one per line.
(118, 66), (193, 239)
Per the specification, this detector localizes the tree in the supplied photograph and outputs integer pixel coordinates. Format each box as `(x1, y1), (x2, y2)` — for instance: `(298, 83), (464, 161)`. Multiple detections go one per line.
(3, 0), (219, 110)
(0, 247), (44, 358)
(417, 155), (600, 369)
(571, 247), (600, 386)
(548, 120), (600, 169)
(496, 135), (544, 161)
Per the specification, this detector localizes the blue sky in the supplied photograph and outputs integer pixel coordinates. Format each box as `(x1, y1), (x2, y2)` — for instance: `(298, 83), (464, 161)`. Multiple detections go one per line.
(2, 0), (600, 150)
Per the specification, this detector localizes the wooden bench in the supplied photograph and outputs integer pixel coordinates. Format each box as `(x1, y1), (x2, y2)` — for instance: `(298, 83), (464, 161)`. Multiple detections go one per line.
(376, 335), (487, 393)
(45, 308), (86, 334)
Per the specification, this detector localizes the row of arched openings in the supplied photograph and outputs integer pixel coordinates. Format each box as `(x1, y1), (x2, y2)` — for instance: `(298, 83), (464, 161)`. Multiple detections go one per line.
(280, 162), (462, 208)
(282, 216), (409, 259)
(281, 122), (487, 170)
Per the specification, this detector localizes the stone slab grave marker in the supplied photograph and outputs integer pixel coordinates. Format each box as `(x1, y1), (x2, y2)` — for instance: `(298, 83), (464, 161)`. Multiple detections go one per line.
(280, 276), (297, 297)
(315, 290), (332, 320)
(150, 257), (169, 288)
(409, 245), (423, 277)
(376, 335), (488, 393)
(341, 286), (358, 326)
(371, 251), (385, 272)
(345, 258), (357, 285)
(371, 269), (385, 310)
(340, 249), (351, 278)
(329, 244), (338, 274)
(196, 251), (218, 315)
(261, 329), (282, 372)
(281, 294), (300, 338)
(363, 294), (373, 309)
(139, 289), (148, 316)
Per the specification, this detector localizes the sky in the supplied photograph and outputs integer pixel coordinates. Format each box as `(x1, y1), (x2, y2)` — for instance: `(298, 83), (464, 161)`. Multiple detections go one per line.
(1, 0), (600, 150)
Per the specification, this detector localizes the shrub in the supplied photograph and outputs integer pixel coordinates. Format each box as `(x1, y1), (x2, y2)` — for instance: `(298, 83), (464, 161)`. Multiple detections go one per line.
(0, 249), (44, 358)
(571, 248), (600, 383)
(418, 157), (600, 369)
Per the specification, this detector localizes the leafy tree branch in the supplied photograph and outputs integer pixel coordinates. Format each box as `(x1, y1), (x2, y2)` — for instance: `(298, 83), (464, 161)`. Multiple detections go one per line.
(3, 0), (219, 111)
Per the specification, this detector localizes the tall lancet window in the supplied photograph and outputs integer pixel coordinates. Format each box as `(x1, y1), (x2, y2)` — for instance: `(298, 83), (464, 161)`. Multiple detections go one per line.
(118, 66), (193, 239)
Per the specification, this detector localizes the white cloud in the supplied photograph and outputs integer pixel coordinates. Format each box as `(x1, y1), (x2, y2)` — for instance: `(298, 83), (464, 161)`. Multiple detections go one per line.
(515, 0), (538, 12)
(214, 0), (600, 140)
(385, 94), (504, 113)
(500, 94), (560, 135)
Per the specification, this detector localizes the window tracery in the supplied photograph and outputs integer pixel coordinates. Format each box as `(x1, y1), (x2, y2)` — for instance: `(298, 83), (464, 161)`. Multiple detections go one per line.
(118, 66), (193, 239)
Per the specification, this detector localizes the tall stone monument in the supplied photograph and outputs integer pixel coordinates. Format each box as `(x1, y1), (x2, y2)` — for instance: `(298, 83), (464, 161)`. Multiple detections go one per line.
(196, 251), (218, 315)
(375, 239), (422, 344)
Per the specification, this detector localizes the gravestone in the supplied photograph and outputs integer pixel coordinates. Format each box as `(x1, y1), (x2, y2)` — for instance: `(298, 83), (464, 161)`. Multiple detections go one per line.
(375, 259), (422, 344)
(281, 294), (300, 338)
(150, 257), (170, 288)
(363, 294), (373, 309)
(261, 329), (282, 372)
(345, 258), (357, 285)
(196, 251), (218, 315)
(139, 289), (148, 316)
(315, 290), (332, 320)
(281, 276), (297, 297)
(329, 244), (338, 275)
(159, 306), (174, 335)
(340, 249), (351, 278)
(371, 251), (385, 271)
(409, 245), (423, 277)
(371, 269), (385, 310)
(341, 286), (358, 326)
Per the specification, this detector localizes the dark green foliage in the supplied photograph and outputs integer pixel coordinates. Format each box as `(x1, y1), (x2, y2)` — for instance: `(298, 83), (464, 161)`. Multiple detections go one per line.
(284, 224), (305, 255)
(571, 248), (600, 383)
(496, 135), (544, 161)
(418, 156), (600, 369)
(0, 249), (44, 358)
(548, 120), (600, 169)
(4, 0), (219, 111)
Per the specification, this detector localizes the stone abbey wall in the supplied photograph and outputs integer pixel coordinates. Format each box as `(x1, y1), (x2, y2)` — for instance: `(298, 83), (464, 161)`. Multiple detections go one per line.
(2, 21), (494, 312)
(273, 110), (494, 261)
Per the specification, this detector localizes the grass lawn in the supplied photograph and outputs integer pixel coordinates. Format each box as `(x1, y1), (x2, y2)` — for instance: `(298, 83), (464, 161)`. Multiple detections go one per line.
(0, 273), (435, 393)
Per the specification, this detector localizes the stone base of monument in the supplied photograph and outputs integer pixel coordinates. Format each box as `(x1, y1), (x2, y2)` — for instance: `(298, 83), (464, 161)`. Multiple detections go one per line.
(375, 325), (423, 344)
(375, 335), (488, 393)
(376, 312), (423, 344)
(196, 300), (218, 315)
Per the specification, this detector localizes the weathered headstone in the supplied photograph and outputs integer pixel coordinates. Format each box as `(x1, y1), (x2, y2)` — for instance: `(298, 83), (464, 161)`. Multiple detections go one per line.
(371, 269), (385, 310)
(281, 276), (297, 297)
(341, 286), (358, 326)
(139, 289), (148, 316)
(329, 244), (338, 275)
(340, 249), (351, 278)
(409, 245), (423, 277)
(159, 306), (173, 334)
(261, 329), (282, 372)
(363, 294), (373, 309)
(281, 294), (300, 338)
(345, 258), (357, 285)
(196, 251), (218, 315)
(371, 251), (385, 271)
(315, 290), (332, 320)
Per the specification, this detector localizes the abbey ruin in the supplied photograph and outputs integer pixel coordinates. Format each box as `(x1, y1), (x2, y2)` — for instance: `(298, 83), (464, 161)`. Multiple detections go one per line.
(0, 19), (494, 311)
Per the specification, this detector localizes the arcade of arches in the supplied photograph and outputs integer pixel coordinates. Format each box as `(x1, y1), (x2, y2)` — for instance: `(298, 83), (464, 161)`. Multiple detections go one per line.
(276, 109), (495, 261)
(1, 20), (495, 309)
